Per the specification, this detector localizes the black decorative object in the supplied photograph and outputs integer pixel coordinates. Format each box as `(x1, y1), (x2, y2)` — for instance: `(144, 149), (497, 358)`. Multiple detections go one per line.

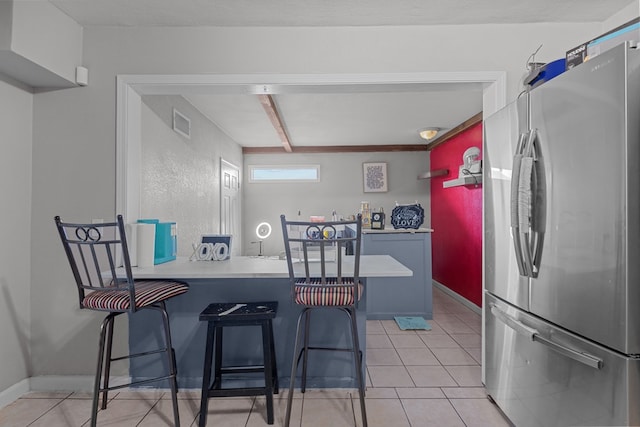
(391, 204), (424, 229)
(371, 212), (385, 230)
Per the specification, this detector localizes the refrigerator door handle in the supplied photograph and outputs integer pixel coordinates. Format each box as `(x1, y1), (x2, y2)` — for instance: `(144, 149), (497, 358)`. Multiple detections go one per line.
(490, 304), (537, 340)
(510, 132), (529, 277)
(533, 335), (603, 370)
(515, 129), (540, 278)
(518, 155), (535, 276)
(527, 129), (543, 277)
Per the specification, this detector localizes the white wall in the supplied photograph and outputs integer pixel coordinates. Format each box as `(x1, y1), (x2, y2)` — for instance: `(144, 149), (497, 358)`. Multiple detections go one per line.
(10, 0), (83, 84)
(0, 0), (83, 88)
(0, 2), (12, 50)
(140, 95), (243, 255)
(243, 152), (431, 256)
(602, 2), (639, 30)
(0, 76), (33, 393)
(27, 22), (615, 380)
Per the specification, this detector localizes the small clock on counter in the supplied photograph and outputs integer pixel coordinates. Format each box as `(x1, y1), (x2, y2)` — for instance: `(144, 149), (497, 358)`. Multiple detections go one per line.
(371, 210), (386, 230)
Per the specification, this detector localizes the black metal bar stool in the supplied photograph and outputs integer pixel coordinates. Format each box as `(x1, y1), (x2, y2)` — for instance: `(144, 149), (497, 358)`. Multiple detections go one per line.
(54, 215), (189, 427)
(198, 301), (279, 426)
(280, 214), (367, 427)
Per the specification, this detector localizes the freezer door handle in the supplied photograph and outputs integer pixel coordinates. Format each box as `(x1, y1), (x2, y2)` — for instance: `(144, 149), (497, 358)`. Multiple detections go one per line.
(533, 335), (603, 370)
(490, 304), (537, 339)
(491, 304), (604, 370)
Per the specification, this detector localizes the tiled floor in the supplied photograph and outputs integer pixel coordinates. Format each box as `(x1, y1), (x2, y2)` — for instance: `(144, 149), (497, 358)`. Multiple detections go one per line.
(0, 287), (511, 426)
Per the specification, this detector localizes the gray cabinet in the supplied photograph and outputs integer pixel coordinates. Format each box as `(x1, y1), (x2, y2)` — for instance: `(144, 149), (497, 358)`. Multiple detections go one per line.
(361, 230), (432, 320)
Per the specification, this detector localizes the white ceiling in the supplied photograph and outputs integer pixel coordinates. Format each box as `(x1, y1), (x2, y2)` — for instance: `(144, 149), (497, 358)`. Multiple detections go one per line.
(49, 0), (635, 148)
(50, 0), (634, 27)
(181, 88), (484, 147)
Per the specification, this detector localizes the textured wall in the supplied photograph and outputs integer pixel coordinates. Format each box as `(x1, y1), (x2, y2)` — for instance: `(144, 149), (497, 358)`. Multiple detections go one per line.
(141, 95), (243, 257)
(430, 123), (483, 307)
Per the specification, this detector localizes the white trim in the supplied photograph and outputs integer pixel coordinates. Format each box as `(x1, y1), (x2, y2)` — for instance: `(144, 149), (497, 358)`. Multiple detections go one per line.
(0, 375), (113, 409)
(28, 375), (99, 392)
(482, 76), (507, 118)
(0, 378), (30, 409)
(116, 72), (507, 224)
(0, 375), (196, 410)
(116, 71), (505, 95)
(432, 280), (482, 314)
(116, 76), (142, 224)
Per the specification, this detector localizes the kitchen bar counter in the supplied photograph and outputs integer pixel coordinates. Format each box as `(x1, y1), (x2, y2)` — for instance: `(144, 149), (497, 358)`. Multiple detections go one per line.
(345, 227), (433, 320)
(360, 231), (433, 320)
(128, 255), (412, 389)
(129, 254), (412, 279)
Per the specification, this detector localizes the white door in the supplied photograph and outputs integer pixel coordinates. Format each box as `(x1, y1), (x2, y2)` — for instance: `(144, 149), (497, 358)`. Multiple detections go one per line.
(220, 159), (241, 256)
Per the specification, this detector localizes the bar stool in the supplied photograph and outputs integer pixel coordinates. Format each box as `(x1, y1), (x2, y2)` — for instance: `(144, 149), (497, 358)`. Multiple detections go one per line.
(198, 301), (279, 426)
(54, 215), (189, 427)
(280, 214), (367, 427)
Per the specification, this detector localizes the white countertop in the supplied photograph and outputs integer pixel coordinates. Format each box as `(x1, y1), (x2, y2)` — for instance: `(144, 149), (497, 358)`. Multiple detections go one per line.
(129, 255), (413, 280)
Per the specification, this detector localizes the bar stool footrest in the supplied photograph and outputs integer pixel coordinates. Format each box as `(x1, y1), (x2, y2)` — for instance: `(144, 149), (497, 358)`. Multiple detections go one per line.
(207, 386), (272, 398)
(220, 366), (267, 374)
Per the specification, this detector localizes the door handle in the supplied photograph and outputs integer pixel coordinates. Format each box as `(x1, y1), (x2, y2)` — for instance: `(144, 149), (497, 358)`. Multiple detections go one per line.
(533, 335), (603, 370)
(529, 129), (545, 278)
(490, 304), (537, 340)
(514, 129), (542, 278)
(518, 156), (535, 276)
(510, 132), (528, 277)
(491, 304), (603, 370)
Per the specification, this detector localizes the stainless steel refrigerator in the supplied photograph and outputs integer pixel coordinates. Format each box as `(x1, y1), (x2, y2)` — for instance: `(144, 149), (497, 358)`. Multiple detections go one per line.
(483, 42), (640, 427)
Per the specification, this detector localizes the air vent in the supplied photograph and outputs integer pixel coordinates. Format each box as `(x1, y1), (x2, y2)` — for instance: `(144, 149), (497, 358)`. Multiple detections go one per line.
(173, 108), (191, 139)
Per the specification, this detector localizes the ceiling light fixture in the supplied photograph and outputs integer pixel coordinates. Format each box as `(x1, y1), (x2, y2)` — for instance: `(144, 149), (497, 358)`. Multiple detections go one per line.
(418, 127), (441, 141)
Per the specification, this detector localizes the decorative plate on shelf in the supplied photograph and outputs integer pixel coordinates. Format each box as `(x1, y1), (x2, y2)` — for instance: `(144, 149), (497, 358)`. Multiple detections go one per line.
(391, 204), (424, 229)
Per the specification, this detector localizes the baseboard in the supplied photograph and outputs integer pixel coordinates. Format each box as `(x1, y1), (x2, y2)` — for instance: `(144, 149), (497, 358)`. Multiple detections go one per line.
(432, 280), (482, 314)
(0, 375), (131, 410)
(28, 375), (102, 392)
(0, 378), (30, 410)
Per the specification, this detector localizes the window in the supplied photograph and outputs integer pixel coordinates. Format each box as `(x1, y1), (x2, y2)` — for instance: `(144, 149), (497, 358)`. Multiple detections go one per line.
(249, 165), (320, 183)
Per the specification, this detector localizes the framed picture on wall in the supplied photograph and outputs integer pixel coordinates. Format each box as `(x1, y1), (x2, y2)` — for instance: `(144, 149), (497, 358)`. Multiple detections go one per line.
(363, 162), (388, 192)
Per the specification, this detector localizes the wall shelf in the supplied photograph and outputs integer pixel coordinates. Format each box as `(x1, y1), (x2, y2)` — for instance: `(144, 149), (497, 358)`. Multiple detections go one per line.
(417, 169), (448, 180)
(443, 174), (482, 188)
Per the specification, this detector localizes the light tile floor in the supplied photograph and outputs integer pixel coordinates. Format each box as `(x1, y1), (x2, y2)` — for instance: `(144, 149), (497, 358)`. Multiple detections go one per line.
(0, 287), (511, 426)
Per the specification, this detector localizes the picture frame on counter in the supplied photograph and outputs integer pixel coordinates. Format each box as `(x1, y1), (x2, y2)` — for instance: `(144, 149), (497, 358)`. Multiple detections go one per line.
(363, 162), (388, 193)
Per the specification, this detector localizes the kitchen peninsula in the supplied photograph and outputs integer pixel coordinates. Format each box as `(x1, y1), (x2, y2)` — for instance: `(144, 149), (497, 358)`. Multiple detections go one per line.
(126, 255), (412, 389)
(344, 224), (434, 320)
(361, 228), (433, 320)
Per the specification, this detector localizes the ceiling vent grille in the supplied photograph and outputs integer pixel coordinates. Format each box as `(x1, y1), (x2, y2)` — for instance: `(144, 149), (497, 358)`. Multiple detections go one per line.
(173, 108), (191, 139)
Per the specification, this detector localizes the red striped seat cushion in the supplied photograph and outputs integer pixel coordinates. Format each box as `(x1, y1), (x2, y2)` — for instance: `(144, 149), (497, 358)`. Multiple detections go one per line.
(294, 278), (362, 306)
(82, 280), (189, 311)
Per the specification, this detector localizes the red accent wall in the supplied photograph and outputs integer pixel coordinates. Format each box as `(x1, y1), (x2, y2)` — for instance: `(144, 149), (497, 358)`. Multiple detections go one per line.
(430, 123), (483, 307)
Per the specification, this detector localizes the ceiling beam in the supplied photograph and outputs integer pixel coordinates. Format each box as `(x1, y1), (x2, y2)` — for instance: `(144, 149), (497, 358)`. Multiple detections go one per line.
(257, 94), (293, 153)
(242, 144), (429, 155)
(425, 111), (483, 150)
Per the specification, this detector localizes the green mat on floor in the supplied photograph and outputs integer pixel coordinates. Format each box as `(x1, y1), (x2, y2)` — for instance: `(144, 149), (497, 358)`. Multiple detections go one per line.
(394, 316), (431, 331)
